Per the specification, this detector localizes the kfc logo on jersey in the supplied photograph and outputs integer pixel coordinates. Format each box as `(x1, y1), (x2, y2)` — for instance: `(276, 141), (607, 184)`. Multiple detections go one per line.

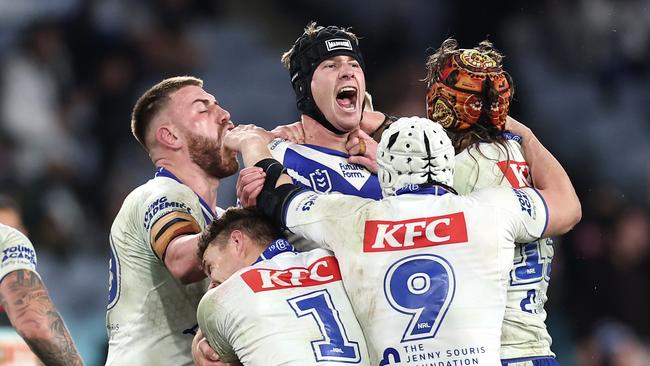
(497, 160), (531, 188)
(363, 213), (468, 252)
(241, 256), (342, 292)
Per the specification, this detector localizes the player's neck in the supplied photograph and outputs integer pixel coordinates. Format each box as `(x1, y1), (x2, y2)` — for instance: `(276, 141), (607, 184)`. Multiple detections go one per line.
(301, 114), (350, 153)
(155, 158), (220, 209)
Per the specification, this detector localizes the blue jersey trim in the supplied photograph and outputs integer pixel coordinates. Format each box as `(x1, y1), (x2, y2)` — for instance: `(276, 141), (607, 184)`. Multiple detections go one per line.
(395, 184), (451, 197)
(154, 167), (216, 224)
(499, 131), (523, 144)
(255, 238), (296, 264)
(502, 355), (558, 366)
(282, 188), (310, 230)
(301, 144), (350, 158)
(529, 187), (549, 238)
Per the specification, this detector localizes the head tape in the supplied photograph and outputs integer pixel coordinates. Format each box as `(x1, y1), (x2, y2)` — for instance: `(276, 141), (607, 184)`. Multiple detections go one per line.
(377, 116), (455, 197)
(288, 25), (365, 134)
(427, 48), (512, 132)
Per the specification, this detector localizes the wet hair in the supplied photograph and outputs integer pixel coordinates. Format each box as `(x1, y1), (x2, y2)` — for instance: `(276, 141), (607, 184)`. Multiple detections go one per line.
(131, 76), (203, 150)
(196, 208), (281, 262)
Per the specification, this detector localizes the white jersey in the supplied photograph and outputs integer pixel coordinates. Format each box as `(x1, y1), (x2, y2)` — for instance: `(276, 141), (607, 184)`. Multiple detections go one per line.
(197, 246), (370, 366)
(284, 185), (548, 365)
(269, 138), (382, 252)
(106, 168), (215, 366)
(455, 140), (555, 360)
(0, 224), (38, 282)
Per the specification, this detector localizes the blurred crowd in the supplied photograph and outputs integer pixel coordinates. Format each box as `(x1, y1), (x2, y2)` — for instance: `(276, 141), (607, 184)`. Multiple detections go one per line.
(0, 0), (648, 365)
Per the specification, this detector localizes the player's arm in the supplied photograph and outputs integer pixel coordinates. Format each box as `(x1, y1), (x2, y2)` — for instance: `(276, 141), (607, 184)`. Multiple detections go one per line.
(270, 121), (305, 144)
(192, 328), (242, 366)
(197, 292), (241, 364)
(164, 234), (205, 284)
(0, 269), (84, 366)
(225, 125), (360, 246)
(147, 197), (205, 284)
(506, 116), (581, 236)
(362, 110), (398, 143)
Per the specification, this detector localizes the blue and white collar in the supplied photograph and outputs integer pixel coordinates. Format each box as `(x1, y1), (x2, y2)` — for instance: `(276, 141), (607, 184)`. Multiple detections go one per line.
(395, 184), (451, 197)
(154, 167), (216, 224)
(254, 238), (296, 264)
(499, 131), (522, 144)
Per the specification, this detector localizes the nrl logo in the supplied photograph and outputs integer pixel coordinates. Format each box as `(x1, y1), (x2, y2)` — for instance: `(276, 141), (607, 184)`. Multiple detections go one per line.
(309, 169), (332, 193)
(325, 38), (352, 52)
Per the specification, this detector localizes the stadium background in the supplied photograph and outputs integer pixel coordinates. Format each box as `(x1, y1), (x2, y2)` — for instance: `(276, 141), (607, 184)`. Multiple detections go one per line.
(0, 0), (648, 365)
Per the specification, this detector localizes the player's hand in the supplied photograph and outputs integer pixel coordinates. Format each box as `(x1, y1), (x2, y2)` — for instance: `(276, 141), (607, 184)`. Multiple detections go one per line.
(223, 124), (273, 152)
(271, 121), (305, 144)
(346, 128), (378, 174)
(192, 330), (219, 366)
(359, 110), (385, 135)
(236, 167), (265, 208)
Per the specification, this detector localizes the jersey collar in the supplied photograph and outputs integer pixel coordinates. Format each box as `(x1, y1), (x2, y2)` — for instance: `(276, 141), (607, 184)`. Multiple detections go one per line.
(154, 167), (216, 223)
(254, 238), (296, 264)
(395, 183), (452, 196)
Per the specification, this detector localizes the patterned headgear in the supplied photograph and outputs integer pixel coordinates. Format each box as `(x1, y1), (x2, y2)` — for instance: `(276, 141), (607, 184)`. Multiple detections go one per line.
(377, 116), (455, 197)
(426, 48), (512, 132)
(288, 25), (365, 134)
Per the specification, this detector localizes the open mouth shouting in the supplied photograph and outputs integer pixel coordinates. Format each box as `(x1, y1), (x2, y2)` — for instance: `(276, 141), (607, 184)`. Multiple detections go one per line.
(336, 86), (358, 112)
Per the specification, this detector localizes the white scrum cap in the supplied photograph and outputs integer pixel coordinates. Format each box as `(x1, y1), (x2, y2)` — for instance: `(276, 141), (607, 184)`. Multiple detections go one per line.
(376, 116), (455, 197)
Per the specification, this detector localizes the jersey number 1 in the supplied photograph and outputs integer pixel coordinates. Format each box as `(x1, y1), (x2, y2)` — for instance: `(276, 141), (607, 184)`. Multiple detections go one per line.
(287, 290), (361, 363)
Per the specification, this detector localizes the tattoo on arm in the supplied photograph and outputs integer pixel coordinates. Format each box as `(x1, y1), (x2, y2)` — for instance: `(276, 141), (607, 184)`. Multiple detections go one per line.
(0, 270), (84, 366)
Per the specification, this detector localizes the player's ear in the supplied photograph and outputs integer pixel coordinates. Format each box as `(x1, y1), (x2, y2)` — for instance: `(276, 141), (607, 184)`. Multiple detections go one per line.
(156, 123), (181, 149)
(230, 230), (245, 256)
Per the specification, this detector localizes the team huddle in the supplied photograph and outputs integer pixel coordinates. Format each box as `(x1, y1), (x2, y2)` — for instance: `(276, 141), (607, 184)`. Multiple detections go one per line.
(104, 22), (581, 366)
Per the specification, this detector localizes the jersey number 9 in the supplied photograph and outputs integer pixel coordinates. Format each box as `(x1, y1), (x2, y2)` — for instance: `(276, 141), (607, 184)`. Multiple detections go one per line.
(384, 254), (456, 342)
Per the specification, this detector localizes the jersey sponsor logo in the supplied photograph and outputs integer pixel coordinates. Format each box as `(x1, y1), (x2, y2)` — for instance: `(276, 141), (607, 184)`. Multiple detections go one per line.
(363, 213), (468, 252)
(338, 162), (365, 179)
(143, 196), (192, 230)
(309, 169), (332, 193)
(1, 244), (36, 266)
(337, 162), (372, 190)
(241, 256), (342, 292)
(268, 138), (284, 151)
(512, 189), (533, 216)
(300, 193), (319, 211)
(325, 38), (353, 52)
(497, 160), (531, 188)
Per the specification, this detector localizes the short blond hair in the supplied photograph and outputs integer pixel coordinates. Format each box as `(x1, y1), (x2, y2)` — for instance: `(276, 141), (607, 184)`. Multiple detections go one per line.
(131, 76), (203, 150)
